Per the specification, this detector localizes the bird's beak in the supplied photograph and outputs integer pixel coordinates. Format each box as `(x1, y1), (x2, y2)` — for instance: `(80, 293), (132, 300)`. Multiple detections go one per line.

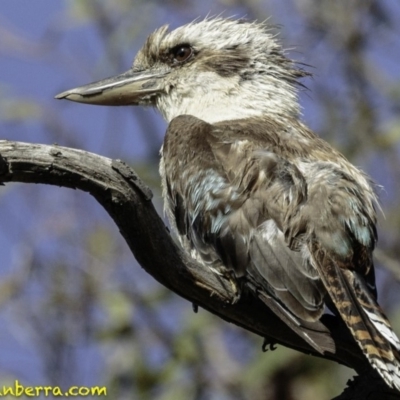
(55, 68), (169, 106)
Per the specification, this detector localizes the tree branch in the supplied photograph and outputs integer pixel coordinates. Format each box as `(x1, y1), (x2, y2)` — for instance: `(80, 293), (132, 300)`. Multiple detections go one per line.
(0, 140), (398, 399)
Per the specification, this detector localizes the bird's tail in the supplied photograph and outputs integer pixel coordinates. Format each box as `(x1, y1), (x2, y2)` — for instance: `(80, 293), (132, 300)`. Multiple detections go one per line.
(310, 243), (400, 391)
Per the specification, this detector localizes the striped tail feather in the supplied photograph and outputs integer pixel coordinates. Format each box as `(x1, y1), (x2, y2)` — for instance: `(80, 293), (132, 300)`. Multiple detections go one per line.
(310, 243), (400, 391)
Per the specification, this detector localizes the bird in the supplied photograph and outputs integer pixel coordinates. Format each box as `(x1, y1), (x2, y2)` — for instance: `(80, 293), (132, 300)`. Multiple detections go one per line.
(56, 18), (400, 390)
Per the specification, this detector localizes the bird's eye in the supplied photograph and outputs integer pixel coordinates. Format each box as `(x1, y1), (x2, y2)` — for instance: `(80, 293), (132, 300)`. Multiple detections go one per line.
(171, 44), (193, 64)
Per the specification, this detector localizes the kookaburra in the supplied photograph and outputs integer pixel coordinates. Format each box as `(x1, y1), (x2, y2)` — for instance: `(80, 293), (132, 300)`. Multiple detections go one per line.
(56, 18), (400, 390)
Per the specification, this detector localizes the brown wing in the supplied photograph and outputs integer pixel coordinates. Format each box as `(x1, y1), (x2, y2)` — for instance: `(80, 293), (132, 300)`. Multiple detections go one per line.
(207, 124), (325, 318)
(162, 115), (334, 354)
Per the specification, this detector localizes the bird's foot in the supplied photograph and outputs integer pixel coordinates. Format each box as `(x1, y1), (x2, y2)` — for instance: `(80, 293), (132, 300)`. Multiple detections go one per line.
(262, 337), (278, 352)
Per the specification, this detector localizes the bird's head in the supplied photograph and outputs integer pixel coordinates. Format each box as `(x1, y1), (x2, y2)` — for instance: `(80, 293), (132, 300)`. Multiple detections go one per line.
(56, 18), (308, 123)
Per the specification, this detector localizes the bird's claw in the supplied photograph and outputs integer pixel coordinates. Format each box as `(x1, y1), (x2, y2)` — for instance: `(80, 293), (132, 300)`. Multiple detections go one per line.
(262, 338), (278, 352)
